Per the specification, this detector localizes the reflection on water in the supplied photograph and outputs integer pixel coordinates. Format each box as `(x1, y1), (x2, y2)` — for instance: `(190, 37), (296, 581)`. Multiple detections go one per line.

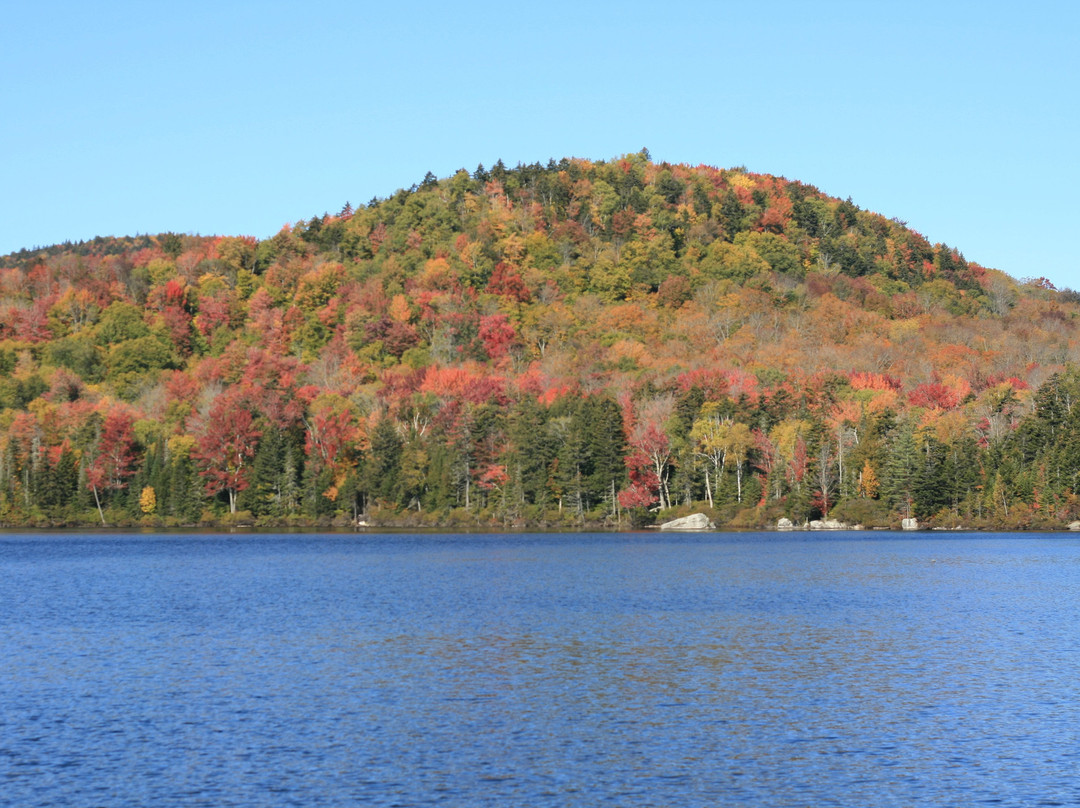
(2, 532), (1080, 806)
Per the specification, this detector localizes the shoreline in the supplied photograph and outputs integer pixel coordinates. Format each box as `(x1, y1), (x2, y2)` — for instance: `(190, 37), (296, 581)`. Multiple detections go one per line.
(2, 522), (1079, 535)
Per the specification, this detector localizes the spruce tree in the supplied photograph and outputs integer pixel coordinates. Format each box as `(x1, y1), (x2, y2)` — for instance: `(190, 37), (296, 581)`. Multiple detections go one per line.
(364, 417), (403, 508)
(580, 395), (627, 509)
(913, 430), (949, 517)
(507, 397), (555, 507)
(884, 423), (920, 518)
(239, 425), (284, 517)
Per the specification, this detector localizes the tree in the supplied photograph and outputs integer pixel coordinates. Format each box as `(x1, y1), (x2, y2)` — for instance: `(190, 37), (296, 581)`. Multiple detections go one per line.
(302, 396), (361, 506)
(767, 418), (811, 505)
(689, 403), (751, 506)
(618, 451), (659, 522)
(884, 423), (920, 519)
(140, 486), (157, 515)
(719, 190), (748, 240)
(813, 441), (837, 517)
(35, 442), (80, 517)
(95, 301), (150, 345)
(194, 393), (262, 513)
(580, 395), (628, 509)
(363, 416), (403, 509)
(857, 460), (880, 499)
(396, 428), (430, 512)
(631, 421), (672, 510)
(727, 422), (753, 503)
(506, 397), (556, 508)
(544, 395), (627, 519)
(87, 409), (139, 524)
(163, 436), (203, 523)
(690, 404), (729, 507)
(45, 335), (104, 382)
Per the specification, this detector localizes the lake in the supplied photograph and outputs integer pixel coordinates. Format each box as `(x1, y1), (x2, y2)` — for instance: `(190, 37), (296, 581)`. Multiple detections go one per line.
(1, 531), (1079, 806)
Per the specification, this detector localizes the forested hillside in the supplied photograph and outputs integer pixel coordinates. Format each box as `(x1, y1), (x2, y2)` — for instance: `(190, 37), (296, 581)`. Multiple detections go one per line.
(3, 152), (1080, 529)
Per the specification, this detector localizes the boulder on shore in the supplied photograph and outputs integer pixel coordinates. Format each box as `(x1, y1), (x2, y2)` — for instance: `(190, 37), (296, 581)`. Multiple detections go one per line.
(777, 518), (795, 530)
(660, 513), (716, 531)
(1068, 521), (1080, 532)
(809, 519), (848, 530)
(901, 517), (919, 531)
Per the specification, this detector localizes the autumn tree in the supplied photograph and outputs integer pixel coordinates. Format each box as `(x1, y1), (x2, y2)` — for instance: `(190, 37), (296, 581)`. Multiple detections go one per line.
(140, 486), (157, 515)
(630, 398), (674, 511)
(194, 393), (262, 514)
(690, 404), (728, 507)
(86, 408), (139, 524)
(302, 394), (362, 508)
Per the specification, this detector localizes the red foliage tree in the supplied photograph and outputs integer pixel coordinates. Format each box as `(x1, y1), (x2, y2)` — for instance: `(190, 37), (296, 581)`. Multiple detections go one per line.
(86, 408), (138, 524)
(618, 450), (660, 511)
(676, 368), (731, 400)
(194, 393), (262, 513)
(486, 262), (531, 303)
(908, 383), (959, 410)
(629, 422), (671, 510)
(478, 313), (516, 360)
(195, 293), (233, 338)
(364, 316), (419, 358)
(477, 463), (508, 493)
(15, 298), (53, 343)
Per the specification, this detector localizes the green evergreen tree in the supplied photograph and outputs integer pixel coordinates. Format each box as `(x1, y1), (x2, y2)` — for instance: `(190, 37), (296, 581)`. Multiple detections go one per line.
(580, 395), (627, 509)
(423, 442), (456, 512)
(364, 417), (403, 509)
(551, 413), (587, 517)
(506, 397), (556, 507)
(167, 453), (204, 523)
(395, 434), (428, 511)
(719, 190), (747, 240)
(884, 423), (920, 518)
(279, 446), (301, 517)
(913, 429), (949, 517)
(238, 424), (285, 517)
(301, 463), (336, 517)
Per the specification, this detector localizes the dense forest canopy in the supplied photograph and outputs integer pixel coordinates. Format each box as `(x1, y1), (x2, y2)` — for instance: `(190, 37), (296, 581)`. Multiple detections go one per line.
(2, 152), (1079, 529)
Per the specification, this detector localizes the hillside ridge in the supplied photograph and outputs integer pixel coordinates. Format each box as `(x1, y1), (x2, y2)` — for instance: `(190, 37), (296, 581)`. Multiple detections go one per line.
(1, 154), (1078, 530)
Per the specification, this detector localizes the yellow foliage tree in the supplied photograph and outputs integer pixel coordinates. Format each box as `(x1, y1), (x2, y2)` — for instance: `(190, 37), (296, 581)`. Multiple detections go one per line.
(388, 294), (412, 324)
(857, 461), (880, 499)
(140, 486), (157, 515)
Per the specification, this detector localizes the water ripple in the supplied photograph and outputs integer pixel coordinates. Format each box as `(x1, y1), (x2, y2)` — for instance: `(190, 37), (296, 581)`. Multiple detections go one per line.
(2, 531), (1079, 806)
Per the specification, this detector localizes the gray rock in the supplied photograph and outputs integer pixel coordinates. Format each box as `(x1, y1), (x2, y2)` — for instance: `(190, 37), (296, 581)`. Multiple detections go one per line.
(1068, 521), (1080, 531)
(809, 519), (847, 530)
(901, 517), (919, 531)
(660, 513), (716, 531)
(777, 518), (795, 530)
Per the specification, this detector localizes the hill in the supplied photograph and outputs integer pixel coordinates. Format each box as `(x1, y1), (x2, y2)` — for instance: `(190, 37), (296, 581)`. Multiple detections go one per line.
(2, 152), (1080, 529)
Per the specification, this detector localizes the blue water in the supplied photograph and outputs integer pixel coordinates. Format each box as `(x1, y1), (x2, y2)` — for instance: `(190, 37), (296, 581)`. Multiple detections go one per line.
(2, 531), (1079, 807)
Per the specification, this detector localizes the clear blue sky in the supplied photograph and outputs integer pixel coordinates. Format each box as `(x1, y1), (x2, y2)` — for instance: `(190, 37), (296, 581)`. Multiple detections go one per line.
(3, 1), (1078, 287)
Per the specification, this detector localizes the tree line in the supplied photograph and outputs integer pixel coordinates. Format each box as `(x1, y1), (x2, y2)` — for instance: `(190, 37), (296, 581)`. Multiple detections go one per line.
(5, 364), (1080, 529)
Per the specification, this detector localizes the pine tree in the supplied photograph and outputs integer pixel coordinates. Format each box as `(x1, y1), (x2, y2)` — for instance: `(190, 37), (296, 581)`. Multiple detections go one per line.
(914, 430), (949, 517)
(279, 446), (301, 516)
(506, 397), (556, 507)
(552, 413), (586, 517)
(884, 423), (920, 518)
(167, 453), (203, 524)
(364, 417), (403, 508)
(580, 395), (627, 509)
(239, 425), (285, 517)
